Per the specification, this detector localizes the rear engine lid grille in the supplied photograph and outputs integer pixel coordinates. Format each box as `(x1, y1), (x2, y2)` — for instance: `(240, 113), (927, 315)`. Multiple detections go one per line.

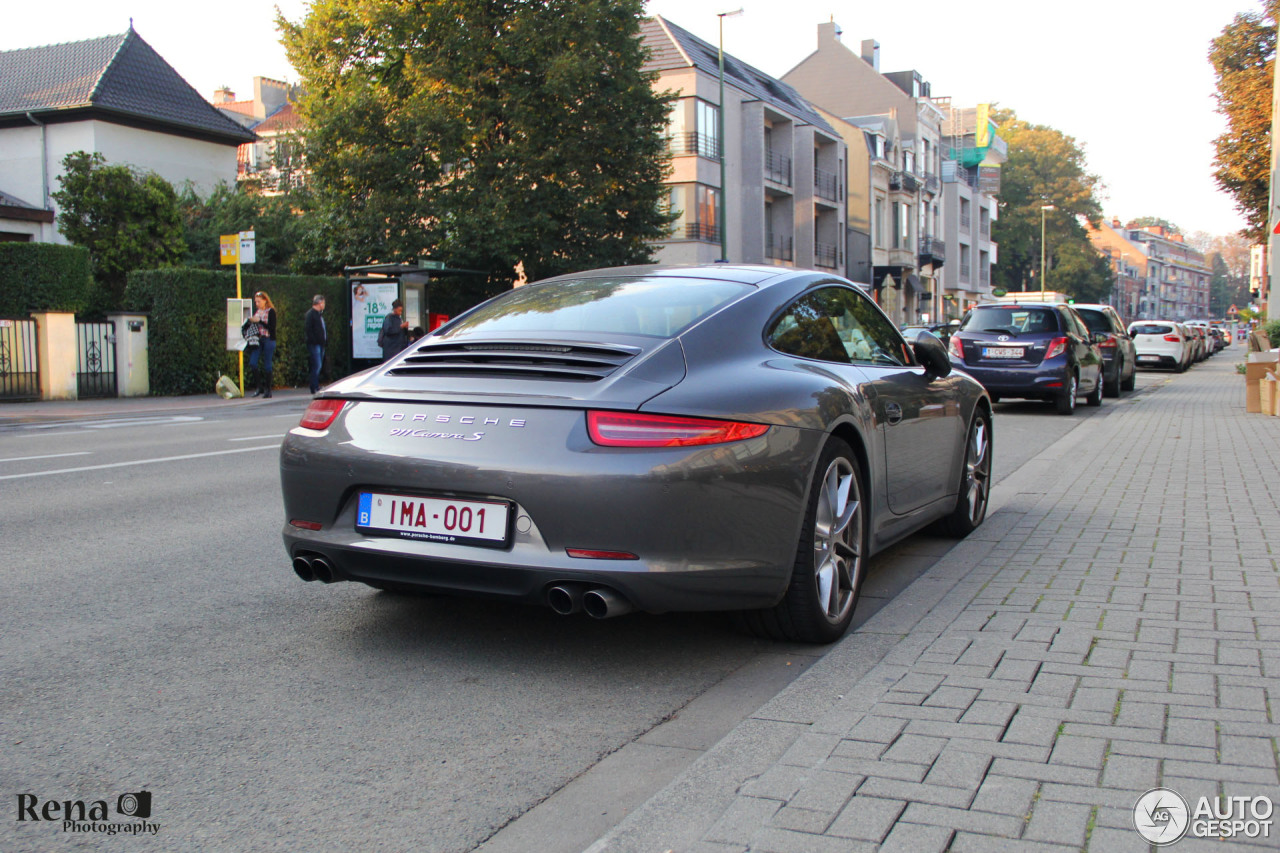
(386, 341), (641, 382)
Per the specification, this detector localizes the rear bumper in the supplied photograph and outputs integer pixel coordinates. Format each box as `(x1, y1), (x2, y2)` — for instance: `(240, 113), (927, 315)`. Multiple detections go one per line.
(1135, 353), (1179, 368)
(951, 361), (1069, 400)
(279, 401), (823, 613)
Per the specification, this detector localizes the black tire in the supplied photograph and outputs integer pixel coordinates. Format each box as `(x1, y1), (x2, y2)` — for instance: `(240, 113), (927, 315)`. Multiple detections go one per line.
(938, 408), (992, 537)
(740, 438), (866, 644)
(1085, 370), (1103, 407)
(1120, 362), (1136, 392)
(1103, 363), (1120, 398)
(1055, 373), (1077, 415)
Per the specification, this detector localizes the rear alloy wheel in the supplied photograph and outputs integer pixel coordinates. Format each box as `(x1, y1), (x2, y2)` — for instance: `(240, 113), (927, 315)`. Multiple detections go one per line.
(1055, 373), (1077, 415)
(939, 409), (992, 537)
(741, 438), (865, 644)
(1103, 364), (1121, 398)
(1085, 371), (1103, 407)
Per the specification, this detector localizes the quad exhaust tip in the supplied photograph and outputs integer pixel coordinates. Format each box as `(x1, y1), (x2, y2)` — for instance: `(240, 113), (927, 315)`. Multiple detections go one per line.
(583, 587), (633, 620)
(292, 553), (336, 583)
(548, 584), (584, 615)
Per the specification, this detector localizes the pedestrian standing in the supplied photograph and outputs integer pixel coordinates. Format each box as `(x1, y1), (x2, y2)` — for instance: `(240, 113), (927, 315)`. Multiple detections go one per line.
(249, 290), (277, 398)
(378, 299), (409, 361)
(305, 294), (327, 394)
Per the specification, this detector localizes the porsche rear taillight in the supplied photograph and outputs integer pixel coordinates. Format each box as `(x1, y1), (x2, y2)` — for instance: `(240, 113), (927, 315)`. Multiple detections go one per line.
(587, 411), (768, 447)
(300, 399), (345, 430)
(1044, 337), (1068, 359)
(948, 335), (964, 359)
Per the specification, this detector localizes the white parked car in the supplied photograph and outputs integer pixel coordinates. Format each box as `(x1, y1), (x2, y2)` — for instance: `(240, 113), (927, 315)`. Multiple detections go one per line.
(1129, 321), (1190, 372)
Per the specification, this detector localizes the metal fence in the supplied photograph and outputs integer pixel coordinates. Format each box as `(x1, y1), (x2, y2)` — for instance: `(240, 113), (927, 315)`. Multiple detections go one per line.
(0, 318), (40, 401)
(76, 321), (117, 399)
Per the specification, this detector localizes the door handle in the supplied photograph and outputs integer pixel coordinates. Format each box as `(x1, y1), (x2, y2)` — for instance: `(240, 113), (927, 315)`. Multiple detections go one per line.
(885, 402), (903, 425)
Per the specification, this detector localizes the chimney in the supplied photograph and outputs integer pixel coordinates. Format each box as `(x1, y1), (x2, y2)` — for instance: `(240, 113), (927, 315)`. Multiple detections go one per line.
(212, 87), (235, 104)
(861, 39), (880, 71)
(1112, 217), (1121, 228)
(818, 21), (842, 47)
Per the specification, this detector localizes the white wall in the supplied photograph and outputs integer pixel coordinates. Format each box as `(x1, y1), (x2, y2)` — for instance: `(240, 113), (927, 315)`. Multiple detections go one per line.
(0, 119), (239, 244)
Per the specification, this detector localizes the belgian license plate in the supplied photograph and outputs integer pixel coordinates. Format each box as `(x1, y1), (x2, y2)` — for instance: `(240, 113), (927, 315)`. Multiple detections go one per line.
(983, 347), (1024, 358)
(357, 492), (511, 547)
(1138, 355), (1159, 361)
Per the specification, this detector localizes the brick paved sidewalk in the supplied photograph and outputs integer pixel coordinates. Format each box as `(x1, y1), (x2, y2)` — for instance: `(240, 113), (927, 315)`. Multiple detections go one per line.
(589, 353), (1280, 852)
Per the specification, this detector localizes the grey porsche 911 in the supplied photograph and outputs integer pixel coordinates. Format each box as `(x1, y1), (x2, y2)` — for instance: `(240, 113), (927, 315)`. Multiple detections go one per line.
(281, 264), (992, 643)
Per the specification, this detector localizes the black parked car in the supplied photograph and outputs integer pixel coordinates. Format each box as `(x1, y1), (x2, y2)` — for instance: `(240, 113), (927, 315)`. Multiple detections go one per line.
(1071, 303), (1137, 397)
(947, 302), (1104, 415)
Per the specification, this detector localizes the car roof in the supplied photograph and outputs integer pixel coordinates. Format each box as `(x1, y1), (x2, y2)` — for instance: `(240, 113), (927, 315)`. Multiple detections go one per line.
(536, 263), (849, 288)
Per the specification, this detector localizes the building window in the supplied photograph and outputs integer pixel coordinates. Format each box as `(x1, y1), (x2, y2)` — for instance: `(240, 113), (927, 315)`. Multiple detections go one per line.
(891, 202), (901, 249)
(697, 100), (719, 159)
(959, 198), (971, 232)
(668, 98), (720, 159)
(874, 198), (885, 248)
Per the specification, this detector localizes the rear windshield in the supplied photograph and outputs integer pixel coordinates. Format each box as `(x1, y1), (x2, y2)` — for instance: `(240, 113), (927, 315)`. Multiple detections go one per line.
(442, 276), (752, 339)
(1073, 308), (1111, 334)
(960, 305), (1060, 335)
(1130, 324), (1173, 336)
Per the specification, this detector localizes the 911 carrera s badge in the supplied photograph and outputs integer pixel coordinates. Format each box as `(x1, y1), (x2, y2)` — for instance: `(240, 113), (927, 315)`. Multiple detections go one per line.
(388, 429), (485, 441)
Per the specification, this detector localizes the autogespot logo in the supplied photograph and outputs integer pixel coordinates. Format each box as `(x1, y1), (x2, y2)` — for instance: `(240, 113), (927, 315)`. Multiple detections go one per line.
(1134, 788), (1190, 845)
(1134, 787), (1275, 845)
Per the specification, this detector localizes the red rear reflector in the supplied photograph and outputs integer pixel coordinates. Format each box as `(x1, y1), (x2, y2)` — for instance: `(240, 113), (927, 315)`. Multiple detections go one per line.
(587, 411), (768, 447)
(290, 519), (323, 530)
(1044, 381), (1063, 388)
(566, 548), (638, 560)
(1044, 337), (1068, 359)
(300, 399), (345, 430)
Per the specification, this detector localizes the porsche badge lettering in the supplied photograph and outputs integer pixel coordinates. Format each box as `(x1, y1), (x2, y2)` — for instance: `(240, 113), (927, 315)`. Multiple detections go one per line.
(370, 410), (527, 442)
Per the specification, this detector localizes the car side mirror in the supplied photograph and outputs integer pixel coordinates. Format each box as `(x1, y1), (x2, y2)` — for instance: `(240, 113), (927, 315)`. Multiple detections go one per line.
(912, 331), (952, 378)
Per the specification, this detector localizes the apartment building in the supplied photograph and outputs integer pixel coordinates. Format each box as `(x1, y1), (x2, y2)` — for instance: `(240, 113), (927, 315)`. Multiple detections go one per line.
(783, 22), (995, 325)
(212, 77), (306, 194)
(641, 17), (848, 275)
(934, 103), (1005, 318)
(1087, 219), (1211, 320)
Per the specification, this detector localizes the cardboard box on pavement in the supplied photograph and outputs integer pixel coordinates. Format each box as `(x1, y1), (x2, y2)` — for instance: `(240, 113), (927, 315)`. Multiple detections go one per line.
(1245, 352), (1279, 413)
(1262, 373), (1278, 416)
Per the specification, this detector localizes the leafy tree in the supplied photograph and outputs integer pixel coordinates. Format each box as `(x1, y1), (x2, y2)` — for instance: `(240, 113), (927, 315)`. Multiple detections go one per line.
(51, 151), (186, 308)
(989, 109), (1112, 300)
(278, 0), (675, 285)
(1210, 0), (1279, 241)
(178, 182), (306, 275)
(1209, 250), (1252, 315)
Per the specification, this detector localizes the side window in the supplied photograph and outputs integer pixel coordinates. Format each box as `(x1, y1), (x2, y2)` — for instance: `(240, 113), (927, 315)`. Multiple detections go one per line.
(767, 286), (910, 366)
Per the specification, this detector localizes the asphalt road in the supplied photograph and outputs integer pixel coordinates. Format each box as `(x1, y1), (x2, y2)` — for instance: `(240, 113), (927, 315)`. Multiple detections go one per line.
(0, 364), (1174, 852)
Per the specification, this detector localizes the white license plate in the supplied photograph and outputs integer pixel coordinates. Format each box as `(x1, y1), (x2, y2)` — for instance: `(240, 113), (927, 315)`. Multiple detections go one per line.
(1138, 355), (1160, 361)
(983, 347), (1024, 358)
(357, 492), (511, 547)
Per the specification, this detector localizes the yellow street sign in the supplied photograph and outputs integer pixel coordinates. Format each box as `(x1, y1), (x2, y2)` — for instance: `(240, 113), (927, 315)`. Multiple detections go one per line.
(220, 234), (239, 265)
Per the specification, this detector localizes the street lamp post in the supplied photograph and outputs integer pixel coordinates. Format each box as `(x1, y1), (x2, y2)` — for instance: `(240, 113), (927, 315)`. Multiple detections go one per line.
(717, 9), (743, 263)
(1040, 204), (1056, 297)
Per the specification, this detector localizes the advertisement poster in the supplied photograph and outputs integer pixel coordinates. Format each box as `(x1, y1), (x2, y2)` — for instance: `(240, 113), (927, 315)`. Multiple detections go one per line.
(352, 281), (400, 360)
(225, 298), (254, 352)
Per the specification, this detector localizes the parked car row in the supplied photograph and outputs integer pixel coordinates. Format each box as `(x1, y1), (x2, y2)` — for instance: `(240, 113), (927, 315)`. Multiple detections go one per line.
(944, 301), (1134, 415)
(1129, 320), (1226, 372)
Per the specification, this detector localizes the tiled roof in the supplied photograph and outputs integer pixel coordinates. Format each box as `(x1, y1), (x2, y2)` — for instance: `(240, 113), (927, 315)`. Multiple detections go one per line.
(217, 100), (256, 116)
(642, 17), (834, 134)
(0, 189), (43, 210)
(255, 102), (303, 134)
(0, 30), (256, 145)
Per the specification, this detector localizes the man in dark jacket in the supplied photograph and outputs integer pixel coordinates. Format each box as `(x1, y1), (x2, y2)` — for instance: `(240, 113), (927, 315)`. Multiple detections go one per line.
(305, 295), (327, 394)
(379, 299), (409, 361)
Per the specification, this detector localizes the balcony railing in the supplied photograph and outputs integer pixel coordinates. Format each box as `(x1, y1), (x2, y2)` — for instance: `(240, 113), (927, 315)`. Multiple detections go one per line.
(980, 266), (990, 287)
(980, 219), (990, 239)
(814, 167), (839, 202)
(667, 132), (720, 160)
(941, 160), (975, 187)
(766, 235), (794, 262)
(924, 173), (940, 194)
(889, 171), (921, 193)
(765, 150), (792, 186)
(685, 221), (720, 243)
(959, 263), (971, 283)
(919, 235), (946, 265)
(959, 212), (971, 231)
(814, 241), (839, 269)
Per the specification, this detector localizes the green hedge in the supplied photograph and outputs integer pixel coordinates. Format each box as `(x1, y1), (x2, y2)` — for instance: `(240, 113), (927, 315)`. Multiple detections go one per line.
(0, 242), (94, 315)
(124, 268), (348, 396)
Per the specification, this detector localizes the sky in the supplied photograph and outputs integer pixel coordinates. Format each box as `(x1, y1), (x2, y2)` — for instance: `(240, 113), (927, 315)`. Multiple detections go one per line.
(1, 0), (1258, 238)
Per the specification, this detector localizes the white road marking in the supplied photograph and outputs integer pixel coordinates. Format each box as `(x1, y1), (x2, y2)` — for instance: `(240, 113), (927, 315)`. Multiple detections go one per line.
(21, 415), (204, 430)
(0, 445), (278, 481)
(0, 451), (93, 463)
(228, 434), (285, 442)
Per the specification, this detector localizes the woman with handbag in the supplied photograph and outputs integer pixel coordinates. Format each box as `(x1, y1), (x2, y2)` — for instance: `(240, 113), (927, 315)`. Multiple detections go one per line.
(247, 291), (277, 398)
